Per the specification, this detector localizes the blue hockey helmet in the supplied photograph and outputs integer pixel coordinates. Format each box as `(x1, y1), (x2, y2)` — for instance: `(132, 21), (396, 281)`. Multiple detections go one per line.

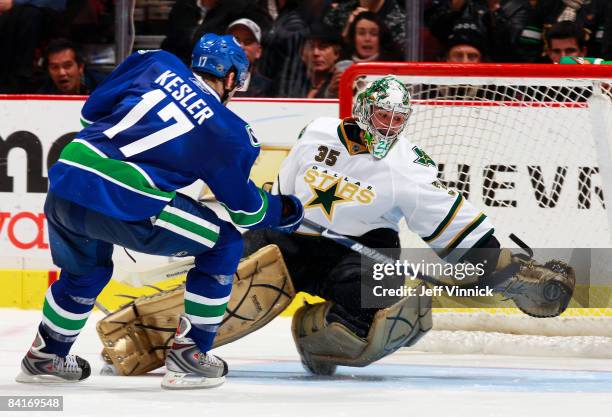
(191, 33), (250, 89)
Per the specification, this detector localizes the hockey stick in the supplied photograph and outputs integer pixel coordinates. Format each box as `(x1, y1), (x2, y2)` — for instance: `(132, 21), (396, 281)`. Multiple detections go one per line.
(300, 218), (520, 291)
(117, 257), (195, 287)
(117, 218), (399, 287)
(118, 217), (519, 289)
(301, 219), (396, 265)
(116, 219), (411, 288)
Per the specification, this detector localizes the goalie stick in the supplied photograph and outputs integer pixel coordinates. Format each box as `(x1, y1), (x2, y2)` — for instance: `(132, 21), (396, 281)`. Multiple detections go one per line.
(117, 257), (195, 287)
(124, 217), (519, 291)
(119, 219), (407, 287)
(299, 218), (520, 291)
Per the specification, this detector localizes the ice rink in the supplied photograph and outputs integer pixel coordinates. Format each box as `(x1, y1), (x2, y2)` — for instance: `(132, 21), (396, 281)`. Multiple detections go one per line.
(2, 309), (612, 417)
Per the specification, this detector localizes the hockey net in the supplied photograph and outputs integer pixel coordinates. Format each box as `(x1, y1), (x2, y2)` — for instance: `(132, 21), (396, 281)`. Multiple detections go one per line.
(339, 62), (612, 357)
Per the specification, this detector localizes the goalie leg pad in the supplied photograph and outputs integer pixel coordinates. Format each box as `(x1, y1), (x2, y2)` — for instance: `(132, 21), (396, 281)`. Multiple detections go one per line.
(97, 244), (295, 375)
(291, 284), (432, 375)
(212, 244), (296, 347)
(97, 285), (185, 376)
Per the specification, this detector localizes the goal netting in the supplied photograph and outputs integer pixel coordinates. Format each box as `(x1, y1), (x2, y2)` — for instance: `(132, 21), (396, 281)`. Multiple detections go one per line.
(339, 62), (612, 357)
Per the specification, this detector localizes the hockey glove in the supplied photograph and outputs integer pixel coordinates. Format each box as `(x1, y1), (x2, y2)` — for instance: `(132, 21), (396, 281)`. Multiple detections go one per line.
(495, 249), (576, 318)
(273, 194), (304, 234)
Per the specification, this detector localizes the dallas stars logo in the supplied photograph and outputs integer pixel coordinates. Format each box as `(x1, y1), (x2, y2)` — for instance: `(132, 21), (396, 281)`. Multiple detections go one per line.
(305, 178), (350, 221)
(412, 146), (436, 167)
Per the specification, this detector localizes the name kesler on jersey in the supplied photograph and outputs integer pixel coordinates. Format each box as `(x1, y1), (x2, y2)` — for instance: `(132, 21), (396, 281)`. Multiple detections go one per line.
(304, 165), (375, 221)
(153, 70), (215, 125)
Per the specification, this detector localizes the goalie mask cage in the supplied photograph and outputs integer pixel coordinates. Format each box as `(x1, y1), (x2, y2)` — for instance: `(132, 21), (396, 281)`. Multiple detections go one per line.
(339, 62), (612, 358)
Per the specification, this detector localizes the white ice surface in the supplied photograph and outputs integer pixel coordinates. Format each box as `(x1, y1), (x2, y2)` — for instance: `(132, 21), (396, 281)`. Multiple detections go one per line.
(2, 309), (612, 417)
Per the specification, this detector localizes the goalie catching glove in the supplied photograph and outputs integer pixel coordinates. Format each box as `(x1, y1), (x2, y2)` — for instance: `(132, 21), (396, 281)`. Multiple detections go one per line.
(493, 249), (575, 318)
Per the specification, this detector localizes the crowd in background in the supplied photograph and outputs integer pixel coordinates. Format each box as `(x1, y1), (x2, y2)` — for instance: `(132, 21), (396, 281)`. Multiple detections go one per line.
(1, 0), (611, 97)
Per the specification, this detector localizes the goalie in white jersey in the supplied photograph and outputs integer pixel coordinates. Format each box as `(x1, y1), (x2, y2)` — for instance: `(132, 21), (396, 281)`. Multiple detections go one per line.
(242, 75), (576, 375)
(277, 83), (493, 257)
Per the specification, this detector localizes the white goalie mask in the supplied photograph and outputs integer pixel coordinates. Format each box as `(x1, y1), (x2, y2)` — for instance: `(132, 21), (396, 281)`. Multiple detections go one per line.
(353, 75), (413, 159)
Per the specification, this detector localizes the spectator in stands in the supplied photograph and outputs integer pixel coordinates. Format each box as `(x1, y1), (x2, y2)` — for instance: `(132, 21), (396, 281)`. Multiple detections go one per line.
(299, 22), (343, 98)
(0, 0), (65, 92)
(542, 21), (592, 102)
(163, 0), (271, 65)
(258, 0), (309, 97)
(193, 0), (271, 47)
(344, 11), (402, 62)
(545, 20), (588, 63)
(323, 0), (406, 55)
(445, 17), (488, 62)
(38, 38), (102, 95)
(425, 0), (536, 62)
(226, 18), (273, 97)
(417, 17), (498, 100)
(512, 0), (542, 62)
(535, 0), (603, 57)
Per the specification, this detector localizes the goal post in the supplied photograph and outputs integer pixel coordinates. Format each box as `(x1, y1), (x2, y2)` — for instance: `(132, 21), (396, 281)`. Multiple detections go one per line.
(338, 62), (612, 356)
(339, 62), (612, 248)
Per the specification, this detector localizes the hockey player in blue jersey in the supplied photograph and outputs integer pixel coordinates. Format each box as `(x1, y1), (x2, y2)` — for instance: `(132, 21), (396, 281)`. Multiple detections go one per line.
(16, 33), (304, 389)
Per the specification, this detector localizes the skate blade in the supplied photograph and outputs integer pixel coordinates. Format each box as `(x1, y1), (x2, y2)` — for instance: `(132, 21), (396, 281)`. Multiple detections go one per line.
(161, 371), (225, 390)
(15, 372), (82, 384)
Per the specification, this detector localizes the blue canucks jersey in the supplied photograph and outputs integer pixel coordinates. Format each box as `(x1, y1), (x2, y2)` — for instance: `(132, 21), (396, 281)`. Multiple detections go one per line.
(49, 50), (282, 228)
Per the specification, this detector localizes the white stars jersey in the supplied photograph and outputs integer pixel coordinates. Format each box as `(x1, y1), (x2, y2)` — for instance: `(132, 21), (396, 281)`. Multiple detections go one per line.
(276, 117), (495, 258)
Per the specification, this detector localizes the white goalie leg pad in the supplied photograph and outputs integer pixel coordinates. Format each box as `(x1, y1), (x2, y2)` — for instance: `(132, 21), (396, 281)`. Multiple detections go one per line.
(291, 283), (432, 374)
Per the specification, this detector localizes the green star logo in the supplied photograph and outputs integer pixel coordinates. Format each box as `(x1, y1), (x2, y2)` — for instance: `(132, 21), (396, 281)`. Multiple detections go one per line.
(305, 179), (350, 221)
(412, 146), (436, 167)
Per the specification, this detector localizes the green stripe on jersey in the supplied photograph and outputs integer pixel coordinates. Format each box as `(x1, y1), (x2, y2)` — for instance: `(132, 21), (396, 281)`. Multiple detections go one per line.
(221, 188), (269, 227)
(42, 300), (89, 332)
(59, 141), (175, 201)
(423, 193), (463, 243)
(184, 299), (227, 318)
(157, 209), (219, 243)
(441, 214), (488, 258)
